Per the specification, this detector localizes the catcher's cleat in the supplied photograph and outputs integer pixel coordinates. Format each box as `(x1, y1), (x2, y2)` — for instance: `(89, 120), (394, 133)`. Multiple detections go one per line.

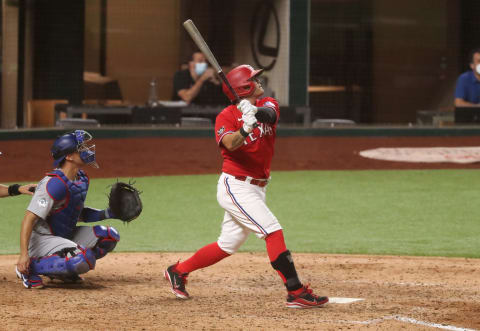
(15, 267), (44, 289)
(286, 285), (328, 309)
(48, 274), (84, 284)
(164, 263), (190, 299)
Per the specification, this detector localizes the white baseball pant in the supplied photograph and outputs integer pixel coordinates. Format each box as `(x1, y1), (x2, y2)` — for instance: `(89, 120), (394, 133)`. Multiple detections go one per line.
(216, 172), (282, 254)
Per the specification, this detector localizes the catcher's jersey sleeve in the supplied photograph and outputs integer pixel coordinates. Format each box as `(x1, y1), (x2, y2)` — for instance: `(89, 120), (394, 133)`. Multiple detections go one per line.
(27, 177), (55, 220)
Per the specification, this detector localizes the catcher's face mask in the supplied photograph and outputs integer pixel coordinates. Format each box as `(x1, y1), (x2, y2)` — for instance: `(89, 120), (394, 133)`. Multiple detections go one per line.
(75, 130), (98, 168)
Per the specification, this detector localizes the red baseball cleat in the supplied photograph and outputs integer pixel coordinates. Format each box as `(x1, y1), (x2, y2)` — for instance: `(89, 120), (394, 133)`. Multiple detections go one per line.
(164, 262), (190, 299)
(286, 285), (328, 308)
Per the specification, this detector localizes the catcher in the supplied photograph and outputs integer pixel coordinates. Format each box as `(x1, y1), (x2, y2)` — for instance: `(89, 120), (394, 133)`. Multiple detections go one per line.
(15, 130), (142, 289)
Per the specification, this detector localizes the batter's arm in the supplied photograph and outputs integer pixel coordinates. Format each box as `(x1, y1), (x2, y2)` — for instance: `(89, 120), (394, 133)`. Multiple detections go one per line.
(17, 211), (39, 273)
(0, 184), (8, 197)
(221, 130), (247, 151)
(255, 107), (277, 124)
(0, 183), (36, 198)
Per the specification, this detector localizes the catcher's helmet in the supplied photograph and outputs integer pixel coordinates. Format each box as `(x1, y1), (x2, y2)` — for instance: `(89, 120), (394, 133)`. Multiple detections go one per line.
(51, 130), (98, 168)
(222, 64), (264, 102)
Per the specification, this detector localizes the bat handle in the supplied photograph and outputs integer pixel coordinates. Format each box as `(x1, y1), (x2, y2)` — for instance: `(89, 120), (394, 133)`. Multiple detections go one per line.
(219, 71), (240, 104)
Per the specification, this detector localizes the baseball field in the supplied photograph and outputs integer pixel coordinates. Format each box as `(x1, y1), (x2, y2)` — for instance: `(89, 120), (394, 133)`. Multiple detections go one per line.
(1, 130), (480, 330)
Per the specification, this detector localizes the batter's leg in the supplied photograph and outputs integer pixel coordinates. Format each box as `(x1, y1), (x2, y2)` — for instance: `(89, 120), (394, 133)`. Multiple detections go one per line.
(217, 174), (282, 238)
(165, 212), (247, 299)
(176, 211), (250, 274)
(218, 174), (328, 308)
(216, 211), (251, 254)
(265, 229), (329, 308)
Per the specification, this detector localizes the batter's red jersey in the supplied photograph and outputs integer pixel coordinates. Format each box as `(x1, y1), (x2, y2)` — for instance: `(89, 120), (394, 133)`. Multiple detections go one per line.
(215, 97), (280, 179)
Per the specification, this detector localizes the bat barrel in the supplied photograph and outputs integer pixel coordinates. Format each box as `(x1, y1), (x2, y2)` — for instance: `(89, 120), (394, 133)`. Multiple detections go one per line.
(183, 19), (240, 103)
(183, 19), (222, 72)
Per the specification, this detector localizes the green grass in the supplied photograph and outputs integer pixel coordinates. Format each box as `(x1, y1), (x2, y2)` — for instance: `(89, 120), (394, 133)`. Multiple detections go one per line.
(1, 170), (479, 258)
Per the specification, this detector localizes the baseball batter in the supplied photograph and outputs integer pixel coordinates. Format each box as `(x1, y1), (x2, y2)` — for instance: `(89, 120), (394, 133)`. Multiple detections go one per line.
(165, 64), (329, 308)
(15, 130), (120, 289)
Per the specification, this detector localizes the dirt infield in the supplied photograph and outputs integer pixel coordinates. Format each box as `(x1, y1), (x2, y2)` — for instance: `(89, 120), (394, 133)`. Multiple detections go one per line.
(2, 135), (479, 330)
(1, 253), (479, 330)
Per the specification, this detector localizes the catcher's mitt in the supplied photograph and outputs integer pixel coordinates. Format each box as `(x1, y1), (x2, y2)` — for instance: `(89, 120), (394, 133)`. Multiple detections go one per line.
(108, 181), (142, 222)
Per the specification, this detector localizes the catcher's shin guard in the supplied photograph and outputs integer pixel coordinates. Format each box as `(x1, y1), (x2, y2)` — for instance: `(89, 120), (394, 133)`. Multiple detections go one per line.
(92, 225), (120, 259)
(30, 246), (96, 277)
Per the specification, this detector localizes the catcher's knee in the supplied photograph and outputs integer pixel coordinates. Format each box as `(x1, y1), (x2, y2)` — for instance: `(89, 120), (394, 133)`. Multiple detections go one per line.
(93, 225), (120, 259)
(30, 246), (96, 276)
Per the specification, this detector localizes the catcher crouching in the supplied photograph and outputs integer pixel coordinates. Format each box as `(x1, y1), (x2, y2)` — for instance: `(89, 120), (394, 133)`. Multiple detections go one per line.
(15, 130), (142, 289)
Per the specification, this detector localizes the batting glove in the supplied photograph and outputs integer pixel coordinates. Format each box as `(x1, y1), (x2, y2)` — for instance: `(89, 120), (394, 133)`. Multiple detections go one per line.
(242, 113), (257, 133)
(238, 99), (257, 115)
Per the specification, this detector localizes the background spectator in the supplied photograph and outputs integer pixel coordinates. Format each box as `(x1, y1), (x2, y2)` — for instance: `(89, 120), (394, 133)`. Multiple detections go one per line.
(171, 52), (227, 106)
(454, 48), (480, 107)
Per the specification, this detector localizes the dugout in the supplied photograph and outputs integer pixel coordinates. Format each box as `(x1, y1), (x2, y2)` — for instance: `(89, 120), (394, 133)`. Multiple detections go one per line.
(0, 0), (479, 129)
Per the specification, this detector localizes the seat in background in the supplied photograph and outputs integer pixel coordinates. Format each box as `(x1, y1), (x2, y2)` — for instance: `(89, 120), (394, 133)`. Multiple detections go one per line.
(56, 118), (100, 128)
(312, 118), (355, 127)
(27, 99), (68, 128)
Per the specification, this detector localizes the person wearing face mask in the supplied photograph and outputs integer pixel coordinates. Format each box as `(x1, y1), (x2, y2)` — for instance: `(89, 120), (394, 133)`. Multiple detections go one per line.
(171, 51), (228, 106)
(454, 48), (480, 107)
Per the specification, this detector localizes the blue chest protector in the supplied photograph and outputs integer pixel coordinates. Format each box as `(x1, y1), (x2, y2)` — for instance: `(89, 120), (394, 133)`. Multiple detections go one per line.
(46, 170), (89, 239)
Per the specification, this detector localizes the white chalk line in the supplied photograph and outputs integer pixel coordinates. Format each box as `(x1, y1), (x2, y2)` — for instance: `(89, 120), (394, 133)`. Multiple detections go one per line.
(395, 316), (477, 331)
(340, 279), (445, 287)
(328, 297), (364, 304)
(345, 315), (477, 331)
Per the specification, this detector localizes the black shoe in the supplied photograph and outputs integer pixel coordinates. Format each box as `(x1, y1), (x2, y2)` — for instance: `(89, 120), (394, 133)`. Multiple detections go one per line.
(286, 285), (329, 308)
(164, 262), (189, 299)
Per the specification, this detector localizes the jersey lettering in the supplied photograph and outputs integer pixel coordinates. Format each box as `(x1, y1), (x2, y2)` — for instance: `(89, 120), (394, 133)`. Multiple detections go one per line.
(243, 123), (274, 145)
(215, 97), (280, 179)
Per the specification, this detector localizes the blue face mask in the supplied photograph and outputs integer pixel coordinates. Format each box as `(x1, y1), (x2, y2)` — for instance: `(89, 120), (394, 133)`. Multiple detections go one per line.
(195, 62), (208, 76)
(74, 130), (98, 168)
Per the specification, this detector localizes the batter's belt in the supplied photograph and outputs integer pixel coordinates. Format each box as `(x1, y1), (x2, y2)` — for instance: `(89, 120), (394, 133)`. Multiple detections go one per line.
(234, 175), (268, 187)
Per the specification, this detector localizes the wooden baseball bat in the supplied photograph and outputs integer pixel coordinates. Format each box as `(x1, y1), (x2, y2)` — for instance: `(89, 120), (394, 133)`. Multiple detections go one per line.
(183, 19), (240, 104)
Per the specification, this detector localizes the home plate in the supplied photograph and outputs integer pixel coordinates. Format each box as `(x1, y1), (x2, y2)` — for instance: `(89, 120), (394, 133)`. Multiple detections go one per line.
(329, 297), (364, 304)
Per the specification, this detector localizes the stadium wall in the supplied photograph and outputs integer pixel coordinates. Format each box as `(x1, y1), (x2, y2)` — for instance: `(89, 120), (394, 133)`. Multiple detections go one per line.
(1, 127), (479, 183)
